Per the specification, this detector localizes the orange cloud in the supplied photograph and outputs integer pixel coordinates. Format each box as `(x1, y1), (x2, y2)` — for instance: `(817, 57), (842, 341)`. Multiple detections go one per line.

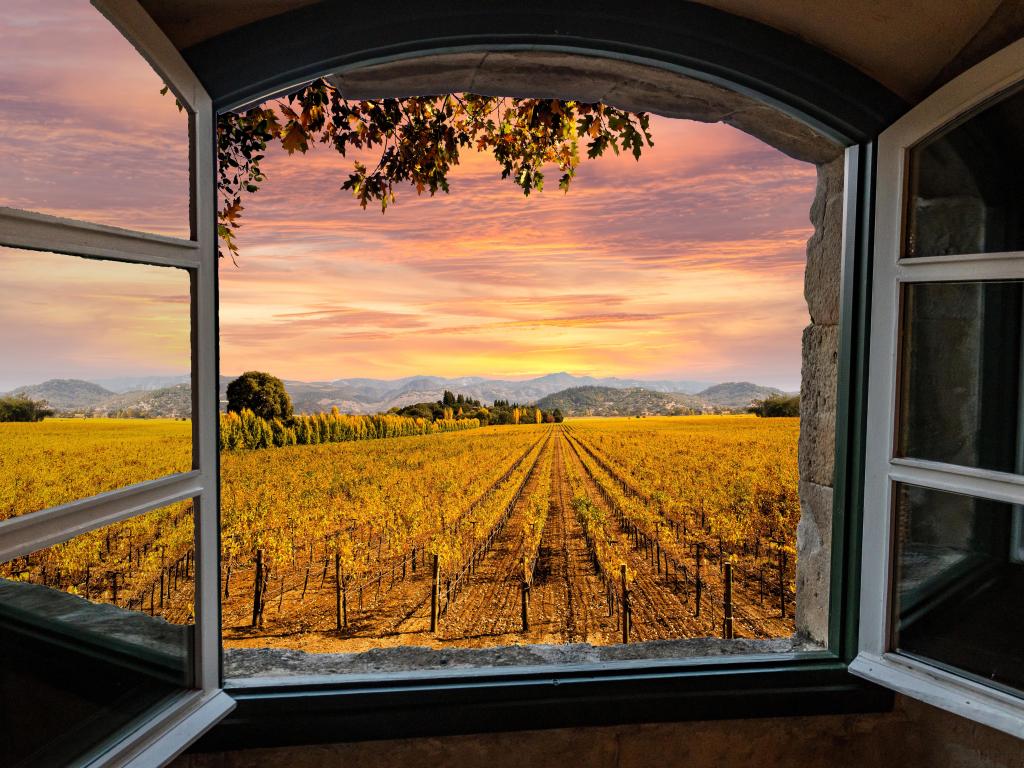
(216, 116), (814, 389)
(0, 8), (816, 391)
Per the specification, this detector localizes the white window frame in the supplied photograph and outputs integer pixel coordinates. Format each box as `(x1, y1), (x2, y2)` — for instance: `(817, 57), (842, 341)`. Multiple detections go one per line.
(850, 36), (1024, 739)
(0, 1), (231, 765)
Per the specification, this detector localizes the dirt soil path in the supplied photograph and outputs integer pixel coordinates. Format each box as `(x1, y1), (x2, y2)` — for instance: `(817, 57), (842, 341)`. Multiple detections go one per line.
(525, 432), (618, 644)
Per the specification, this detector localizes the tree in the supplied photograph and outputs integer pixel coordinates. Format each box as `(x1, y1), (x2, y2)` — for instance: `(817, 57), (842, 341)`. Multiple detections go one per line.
(0, 395), (53, 422)
(749, 394), (800, 418)
(226, 371), (293, 422)
(442, 390), (456, 407)
(212, 81), (654, 262)
(552, 408), (564, 424)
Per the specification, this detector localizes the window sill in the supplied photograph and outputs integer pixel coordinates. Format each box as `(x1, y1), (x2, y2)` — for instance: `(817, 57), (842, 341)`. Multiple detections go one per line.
(192, 652), (891, 752)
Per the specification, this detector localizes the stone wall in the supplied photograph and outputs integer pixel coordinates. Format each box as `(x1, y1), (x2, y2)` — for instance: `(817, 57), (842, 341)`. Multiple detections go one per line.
(795, 156), (844, 641)
(330, 50), (846, 644)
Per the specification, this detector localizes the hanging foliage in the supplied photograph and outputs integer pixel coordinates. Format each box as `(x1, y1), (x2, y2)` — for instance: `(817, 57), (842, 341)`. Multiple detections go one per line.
(212, 79), (654, 262)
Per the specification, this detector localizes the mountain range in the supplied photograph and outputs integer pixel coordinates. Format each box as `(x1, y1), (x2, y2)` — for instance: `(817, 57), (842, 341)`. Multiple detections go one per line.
(3, 373), (791, 418)
(535, 383), (785, 416)
(6, 379), (192, 418)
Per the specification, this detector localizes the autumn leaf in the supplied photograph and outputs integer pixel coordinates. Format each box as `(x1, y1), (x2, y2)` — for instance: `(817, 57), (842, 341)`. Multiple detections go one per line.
(182, 80), (655, 263)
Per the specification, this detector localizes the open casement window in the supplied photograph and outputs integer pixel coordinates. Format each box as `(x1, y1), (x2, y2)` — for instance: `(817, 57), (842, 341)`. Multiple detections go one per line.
(852, 37), (1024, 737)
(0, 1), (229, 765)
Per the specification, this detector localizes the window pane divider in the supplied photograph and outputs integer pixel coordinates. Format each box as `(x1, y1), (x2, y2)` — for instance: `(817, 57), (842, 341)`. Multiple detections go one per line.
(894, 256), (1024, 283)
(0, 470), (203, 563)
(897, 249), (1024, 267)
(888, 459), (1024, 505)
(0, 206), (200, 269)
(890, 456), (1024, 487)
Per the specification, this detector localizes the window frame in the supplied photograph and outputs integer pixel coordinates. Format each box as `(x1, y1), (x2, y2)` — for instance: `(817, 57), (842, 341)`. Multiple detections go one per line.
(191, 141), (885, 752)
(850, 36), (1024, 738)
(0, 1), (231, 765)
(182, 2), (908, 750)
(1, 0), (917, 757)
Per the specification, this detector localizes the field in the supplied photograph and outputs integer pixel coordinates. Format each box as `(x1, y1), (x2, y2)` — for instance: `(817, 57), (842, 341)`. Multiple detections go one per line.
(0, 415), (799, 650)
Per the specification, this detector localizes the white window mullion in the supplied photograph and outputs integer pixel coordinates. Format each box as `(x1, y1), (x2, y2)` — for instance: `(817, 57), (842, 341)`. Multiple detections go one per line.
(191, 93), (222, 695)
(896, 256), (1024, 283)
(849, 653), (1024, 738)
(888, 459), (1024, 505)
(0, 472), (203, 564)
(0, 207), (201, 269)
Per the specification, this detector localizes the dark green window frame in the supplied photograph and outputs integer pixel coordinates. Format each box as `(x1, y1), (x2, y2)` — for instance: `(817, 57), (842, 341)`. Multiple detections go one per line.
(179, 1), (904, 751)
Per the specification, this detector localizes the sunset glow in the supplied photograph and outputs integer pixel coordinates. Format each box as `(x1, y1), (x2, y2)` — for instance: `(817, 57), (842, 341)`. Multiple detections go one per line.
(0, 1), (816, 393)
(219, 116), (815, 389)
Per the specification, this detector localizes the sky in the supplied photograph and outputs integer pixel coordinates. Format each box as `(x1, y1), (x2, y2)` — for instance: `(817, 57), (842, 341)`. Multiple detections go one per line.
(0, 1), (816, 393)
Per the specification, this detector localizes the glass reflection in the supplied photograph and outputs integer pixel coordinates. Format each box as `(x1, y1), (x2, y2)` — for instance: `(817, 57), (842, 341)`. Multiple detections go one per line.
(906, 84), (1024, 258)
(0, 0), (189, 236)
(892, 483), (1024, 694)
(0, 501), (195, 766)
(898, 281), (1024, 474)
(0, 247), (192, 520)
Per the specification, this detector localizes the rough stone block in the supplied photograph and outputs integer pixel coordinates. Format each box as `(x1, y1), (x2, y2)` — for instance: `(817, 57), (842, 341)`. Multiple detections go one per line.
(472, 51), (625, 103)
(795, 479), (833, 643)
(327, 52), (485, 99)
(799, 323), (838, 488)
(804, 156), (845, 325)
(327, 52), (843, 165)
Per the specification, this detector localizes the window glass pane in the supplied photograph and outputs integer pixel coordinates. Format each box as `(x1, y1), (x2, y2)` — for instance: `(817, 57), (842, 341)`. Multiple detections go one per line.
(0, 247), (192, 520)
(897, 281), (1024, 473)
(216, 103), (820, 678)
(891, 483), (1024, 695)
(0, 500), (195, 766)
(905, 84), (1024, 258)
(0, 0), (189, 238)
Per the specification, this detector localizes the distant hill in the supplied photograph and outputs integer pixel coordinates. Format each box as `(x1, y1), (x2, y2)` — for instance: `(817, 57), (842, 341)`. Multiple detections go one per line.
(101, 383), (192, 418)
(535, 382), (790, 417)
(9, 379), (114, 411)
(696, 381), (786, 409)
(6, 379), (190, 418)
(91, 374), (190, 393)
(6, 374), (790, 419)
(218, 371), (716, 415)
(535, 387), (698, 417)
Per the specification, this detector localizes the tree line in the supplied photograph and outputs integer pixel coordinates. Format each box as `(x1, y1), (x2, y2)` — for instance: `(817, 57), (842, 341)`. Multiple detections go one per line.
(220, 408), (480, 451)
(393, 390), (563, 425)
(0, 395), (53, 422)
(221, 373), (560, 451)
(748, 394), (800, 418)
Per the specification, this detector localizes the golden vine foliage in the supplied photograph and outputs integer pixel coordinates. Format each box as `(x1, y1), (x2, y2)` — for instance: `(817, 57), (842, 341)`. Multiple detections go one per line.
(1, 415), (799, 632)
(0, 418), (191, 521)
(219, 408), (480, 451)
(220, 425), (551, 580)
(569, 416), (799, 557)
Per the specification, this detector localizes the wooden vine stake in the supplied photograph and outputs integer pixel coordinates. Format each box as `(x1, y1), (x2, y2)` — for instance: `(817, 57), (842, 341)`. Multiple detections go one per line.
(521, 555), (530, 632)
(695, 543), (703, 618)
(334, 552), (342, 631)
(620, 564), (630, 644)
(251, 548), (266, 628)
(778, 547), (786, 619)
(429, 554), (440, 633)
(723, 561), (734, 640)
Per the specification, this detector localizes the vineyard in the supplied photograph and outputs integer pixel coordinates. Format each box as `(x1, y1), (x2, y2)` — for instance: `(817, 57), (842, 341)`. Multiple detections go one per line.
(0, 415), (800, 651)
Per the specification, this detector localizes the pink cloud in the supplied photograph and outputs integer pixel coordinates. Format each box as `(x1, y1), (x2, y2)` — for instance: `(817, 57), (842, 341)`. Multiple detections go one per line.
(0, 9), (817, 394)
